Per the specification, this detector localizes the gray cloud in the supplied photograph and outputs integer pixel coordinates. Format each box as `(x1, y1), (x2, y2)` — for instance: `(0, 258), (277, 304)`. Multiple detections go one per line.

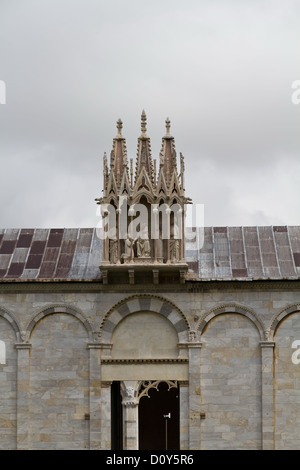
(0, 0), (299, 228)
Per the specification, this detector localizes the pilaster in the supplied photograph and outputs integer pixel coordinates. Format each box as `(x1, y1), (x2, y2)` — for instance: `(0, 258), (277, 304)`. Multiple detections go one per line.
(121, 381), (139, 450)
(260, 341), (275, 450)
(87, 342), (102, 449)
(179, 380), (189, 449)
(15, 342), (31, 450)
(100, 381), (112, 449)
(187, 342), (202, 450)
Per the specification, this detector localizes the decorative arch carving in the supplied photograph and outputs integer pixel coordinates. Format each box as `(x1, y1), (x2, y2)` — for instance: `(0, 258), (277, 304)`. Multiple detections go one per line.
(119, 380), (179, 407)
(0, 307), (22, 341)
(196, 303), (265, 340)
(269, 304), (300, 340)
(132, 193), (155, 205)
(138, 380), (178, 402)
(99, 294), (190, 343)
(25, 304), (94, 342)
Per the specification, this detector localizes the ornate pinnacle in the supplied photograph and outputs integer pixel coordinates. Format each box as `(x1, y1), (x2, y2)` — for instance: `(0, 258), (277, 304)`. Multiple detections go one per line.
(165, 117), (171, 136)
(141, 109), (147, 137)
(116, 118), (123, 137)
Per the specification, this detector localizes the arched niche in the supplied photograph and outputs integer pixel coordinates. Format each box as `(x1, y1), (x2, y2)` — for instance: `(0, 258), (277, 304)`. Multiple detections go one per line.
(272, 307), (300, 450)
(28, 308), (90, 450)
(199, 310), (262, 450)
(100, 295), (189, 344)
(111, 311), (179, 359)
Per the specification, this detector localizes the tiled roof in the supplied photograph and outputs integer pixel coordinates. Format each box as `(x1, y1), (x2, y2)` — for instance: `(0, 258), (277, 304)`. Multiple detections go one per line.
(0, 226), (299, 281)
(186, 226), (300, 280)
(0, 228), (102, 281)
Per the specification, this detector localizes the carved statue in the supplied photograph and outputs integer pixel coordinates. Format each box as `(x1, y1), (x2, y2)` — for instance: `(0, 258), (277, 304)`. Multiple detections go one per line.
(157, 234), (163, 260)
(170, 238), (180, 262)
(137, 237), (151, 258)
(122, 235), (135, 262)
(137, 224), (151, 258)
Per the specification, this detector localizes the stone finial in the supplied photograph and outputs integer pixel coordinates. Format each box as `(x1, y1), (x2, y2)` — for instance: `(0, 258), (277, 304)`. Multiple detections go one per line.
(116, 118), (123, 137)
(165, 117), (171, 136)
(141, 109), (147, 136)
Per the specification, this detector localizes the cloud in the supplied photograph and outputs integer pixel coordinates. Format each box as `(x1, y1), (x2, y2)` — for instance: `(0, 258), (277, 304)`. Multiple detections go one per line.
(0, 0), (299, 228)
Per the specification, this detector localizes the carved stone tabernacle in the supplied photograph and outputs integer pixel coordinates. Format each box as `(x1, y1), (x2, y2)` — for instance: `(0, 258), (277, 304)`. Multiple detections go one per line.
(96, 111), (191, 284)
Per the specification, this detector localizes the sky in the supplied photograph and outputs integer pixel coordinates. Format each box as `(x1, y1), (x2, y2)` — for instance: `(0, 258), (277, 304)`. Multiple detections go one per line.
(0, 0), (299, 229)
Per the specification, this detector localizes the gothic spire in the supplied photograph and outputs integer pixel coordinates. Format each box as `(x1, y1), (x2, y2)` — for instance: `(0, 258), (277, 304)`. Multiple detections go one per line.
(159, 117), (177, 188)
(134, 110), (154, 185)
(141, 109), (147, 137)
(110, 118), (128, 186)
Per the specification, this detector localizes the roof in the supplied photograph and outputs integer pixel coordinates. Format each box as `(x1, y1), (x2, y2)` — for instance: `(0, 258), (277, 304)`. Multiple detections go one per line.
(186, 226), (300, 280)
(0, 226), (299, 282)
(0, 228), (102, 281)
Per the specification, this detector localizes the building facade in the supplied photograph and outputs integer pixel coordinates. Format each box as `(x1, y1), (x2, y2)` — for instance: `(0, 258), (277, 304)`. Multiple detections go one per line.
(0, 113), (300, 450)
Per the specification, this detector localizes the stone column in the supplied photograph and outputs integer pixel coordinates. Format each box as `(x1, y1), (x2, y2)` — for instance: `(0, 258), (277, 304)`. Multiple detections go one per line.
(116, 208), (121, 264)
(181, 204), (185, 262)
(179, 381), (189, 450)
(100, 381), (112, 449)
(260, 341), (275, 450)
(121, 381), (139, 450)
(103, 209), (109, 263)
(87, 343), (102, 449)
(166, 207), (171, 263)
(15, 342), (31, 450)
(153, 206), (158, 263)
(188, 341), (202, 450)
(99, 343), (112, 450)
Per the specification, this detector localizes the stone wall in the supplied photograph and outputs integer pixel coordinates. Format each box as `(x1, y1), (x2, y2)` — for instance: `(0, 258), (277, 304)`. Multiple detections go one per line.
(200, 314), (261, 449)
(29, 313), (90, 449)
(0, 315), (17, 450)
(274, 312), (300, 449)
(0, 282), (299, 449)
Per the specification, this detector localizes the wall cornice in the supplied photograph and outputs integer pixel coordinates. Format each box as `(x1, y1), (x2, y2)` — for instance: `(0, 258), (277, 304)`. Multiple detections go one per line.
(0, 279), (299, 294)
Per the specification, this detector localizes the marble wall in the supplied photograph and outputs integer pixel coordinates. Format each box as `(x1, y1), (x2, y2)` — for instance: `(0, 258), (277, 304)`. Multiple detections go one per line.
(0, 284), (299, 449)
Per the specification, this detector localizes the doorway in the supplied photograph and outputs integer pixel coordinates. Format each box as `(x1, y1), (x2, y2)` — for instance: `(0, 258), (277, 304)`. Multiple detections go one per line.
(138, 381), (180, 450)
(111, 381), (123, 450)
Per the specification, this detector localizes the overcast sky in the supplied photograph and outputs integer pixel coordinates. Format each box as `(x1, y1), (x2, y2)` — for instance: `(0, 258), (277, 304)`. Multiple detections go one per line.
(0, 0), (299, 229)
